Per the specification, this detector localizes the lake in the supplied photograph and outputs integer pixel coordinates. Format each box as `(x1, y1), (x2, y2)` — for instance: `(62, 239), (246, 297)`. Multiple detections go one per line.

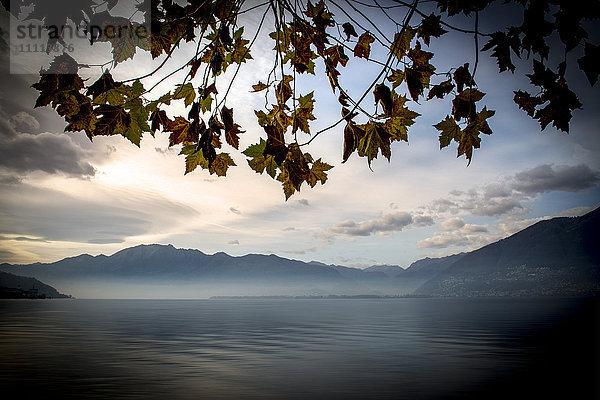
(0, 297), (597, 399)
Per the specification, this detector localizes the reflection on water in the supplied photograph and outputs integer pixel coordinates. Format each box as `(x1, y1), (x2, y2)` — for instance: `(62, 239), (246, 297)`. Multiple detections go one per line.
(0, 298), (597, 399)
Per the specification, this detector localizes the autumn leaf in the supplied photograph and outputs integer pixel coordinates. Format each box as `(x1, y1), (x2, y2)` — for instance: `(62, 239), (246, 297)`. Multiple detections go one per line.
(453, 63), (473, 92)
(354, 32), (375, 59)
(357, 122), (392, 166)
(251, 81), (269, 92)
(387, 69), (405, 89)
(87, 71), (121, 99)
(342, 121), (364, 163)
(93, 105), (131, 138)
(373, 84), (393, 116)
(433, 115), (461, 149)
(166, 116), (192, 146)
(221, 106), (244, 149)
(427, 78), (454, 100)
(513, 90), (543, 117)
(481, 31), (520, 73)
(342, 22), (358, 40)
(417, 13), (447, 46)
(391, 28), (414, 60)
(577, 42), (599, 86)
(306, 159), (333, 187)
(209, 153), (236, 176)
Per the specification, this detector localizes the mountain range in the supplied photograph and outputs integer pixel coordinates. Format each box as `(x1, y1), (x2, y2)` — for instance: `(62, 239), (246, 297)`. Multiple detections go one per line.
(1, 207), (598, 298)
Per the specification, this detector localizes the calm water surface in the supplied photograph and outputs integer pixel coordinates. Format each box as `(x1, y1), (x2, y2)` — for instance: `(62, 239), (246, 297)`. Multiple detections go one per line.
(0, 297), (598, 399)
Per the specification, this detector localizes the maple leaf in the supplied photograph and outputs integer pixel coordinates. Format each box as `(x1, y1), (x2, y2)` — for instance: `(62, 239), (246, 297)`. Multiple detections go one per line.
(87, 71), (121, 99)
(391, 28), (414, 61)
(482, 31), (520, 73)
(244, 139), (279, 179)
(577, 42), (600, 86)
(357, 122), (392, 166)
(278, 146), (310, 199)
(417, 13), (447, 46)
(387, 69), (405, 90)
(342, 121), (365, 163)
(251, 81), (269, 92)
(427, 78), (454, 100)
(457, 129), (481, 166)
(166, 116), (192, 146)
(276, 75), (294, 105)
(354, 32), (375, 59)
(173, 83), (196, 107)
(453, 63), (473, 92)
(264, 124), (288, 165)
(452, 89), (485, 121)
(150, 109), (171, 133)
(513, 90), (543, 117)
(306, 159), (333, 187)
(93, 105), (131, 138)
(209, 153), (236, 176)
(433, 115), (461, 149)
(181, 145), (208, 174)
(292, 92), (316, 135)
(65, 102), (97, 138)
(374, 84), (393, 116)
(221, 106), (244, 149)
(342, 22), (358, 40)
(123, 98), (151, 146)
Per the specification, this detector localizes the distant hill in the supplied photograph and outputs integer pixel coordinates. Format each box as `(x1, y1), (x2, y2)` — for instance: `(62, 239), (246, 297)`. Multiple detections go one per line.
(0, 208), (598, 298)
(0, 271), (70, 298)
(415, 208), (600, 296)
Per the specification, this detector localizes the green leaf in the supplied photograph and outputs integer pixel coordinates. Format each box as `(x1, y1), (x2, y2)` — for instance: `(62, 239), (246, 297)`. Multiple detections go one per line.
(173, 83), (196, 107)
(433, 116), (461, 149)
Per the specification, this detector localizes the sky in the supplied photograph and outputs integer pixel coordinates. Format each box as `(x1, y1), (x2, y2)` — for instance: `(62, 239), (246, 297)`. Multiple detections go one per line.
(0, 1), (599, 268)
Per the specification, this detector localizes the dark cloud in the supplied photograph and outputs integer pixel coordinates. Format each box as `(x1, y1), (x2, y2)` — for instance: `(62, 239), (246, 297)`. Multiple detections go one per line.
(229, 207), (241, 214)
(228, 240), (240, 245)
(426, 164), (599, 219)
(297, 199), (310, 206)
(512, 164), (599, 195)
(0, 106), (96, 178)
(0, 130), (96, 177)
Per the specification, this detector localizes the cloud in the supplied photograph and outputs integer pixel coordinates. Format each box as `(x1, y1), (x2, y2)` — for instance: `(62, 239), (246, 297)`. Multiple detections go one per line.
(425, 163), (599, 219)
(316, 211), (434, 242)
(417, 222), (490, 250)
(282, 246), (317, 255)
(9, 111), (40, 131)
(297, 199), (310, 206)
(0, 184), (198, 243)
(228, 240), (240, 245)
(413, 215), (434, 227)
(229, 207), (241, 214)
(439, 217), (465, 231)
(88, 238), (125, 244)
(329, 212), (413, 236)
(0, 131), (96, 177)
(511, 164), (600, 195)
(0, 108), (96, 178)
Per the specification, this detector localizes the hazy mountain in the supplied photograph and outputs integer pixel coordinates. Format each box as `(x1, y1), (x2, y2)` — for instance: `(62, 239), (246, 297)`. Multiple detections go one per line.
(415, 208), (600, 296)
(0, 245), (401, 298)
(1, 208), (598, 298)
(0, 271), (70, 298)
